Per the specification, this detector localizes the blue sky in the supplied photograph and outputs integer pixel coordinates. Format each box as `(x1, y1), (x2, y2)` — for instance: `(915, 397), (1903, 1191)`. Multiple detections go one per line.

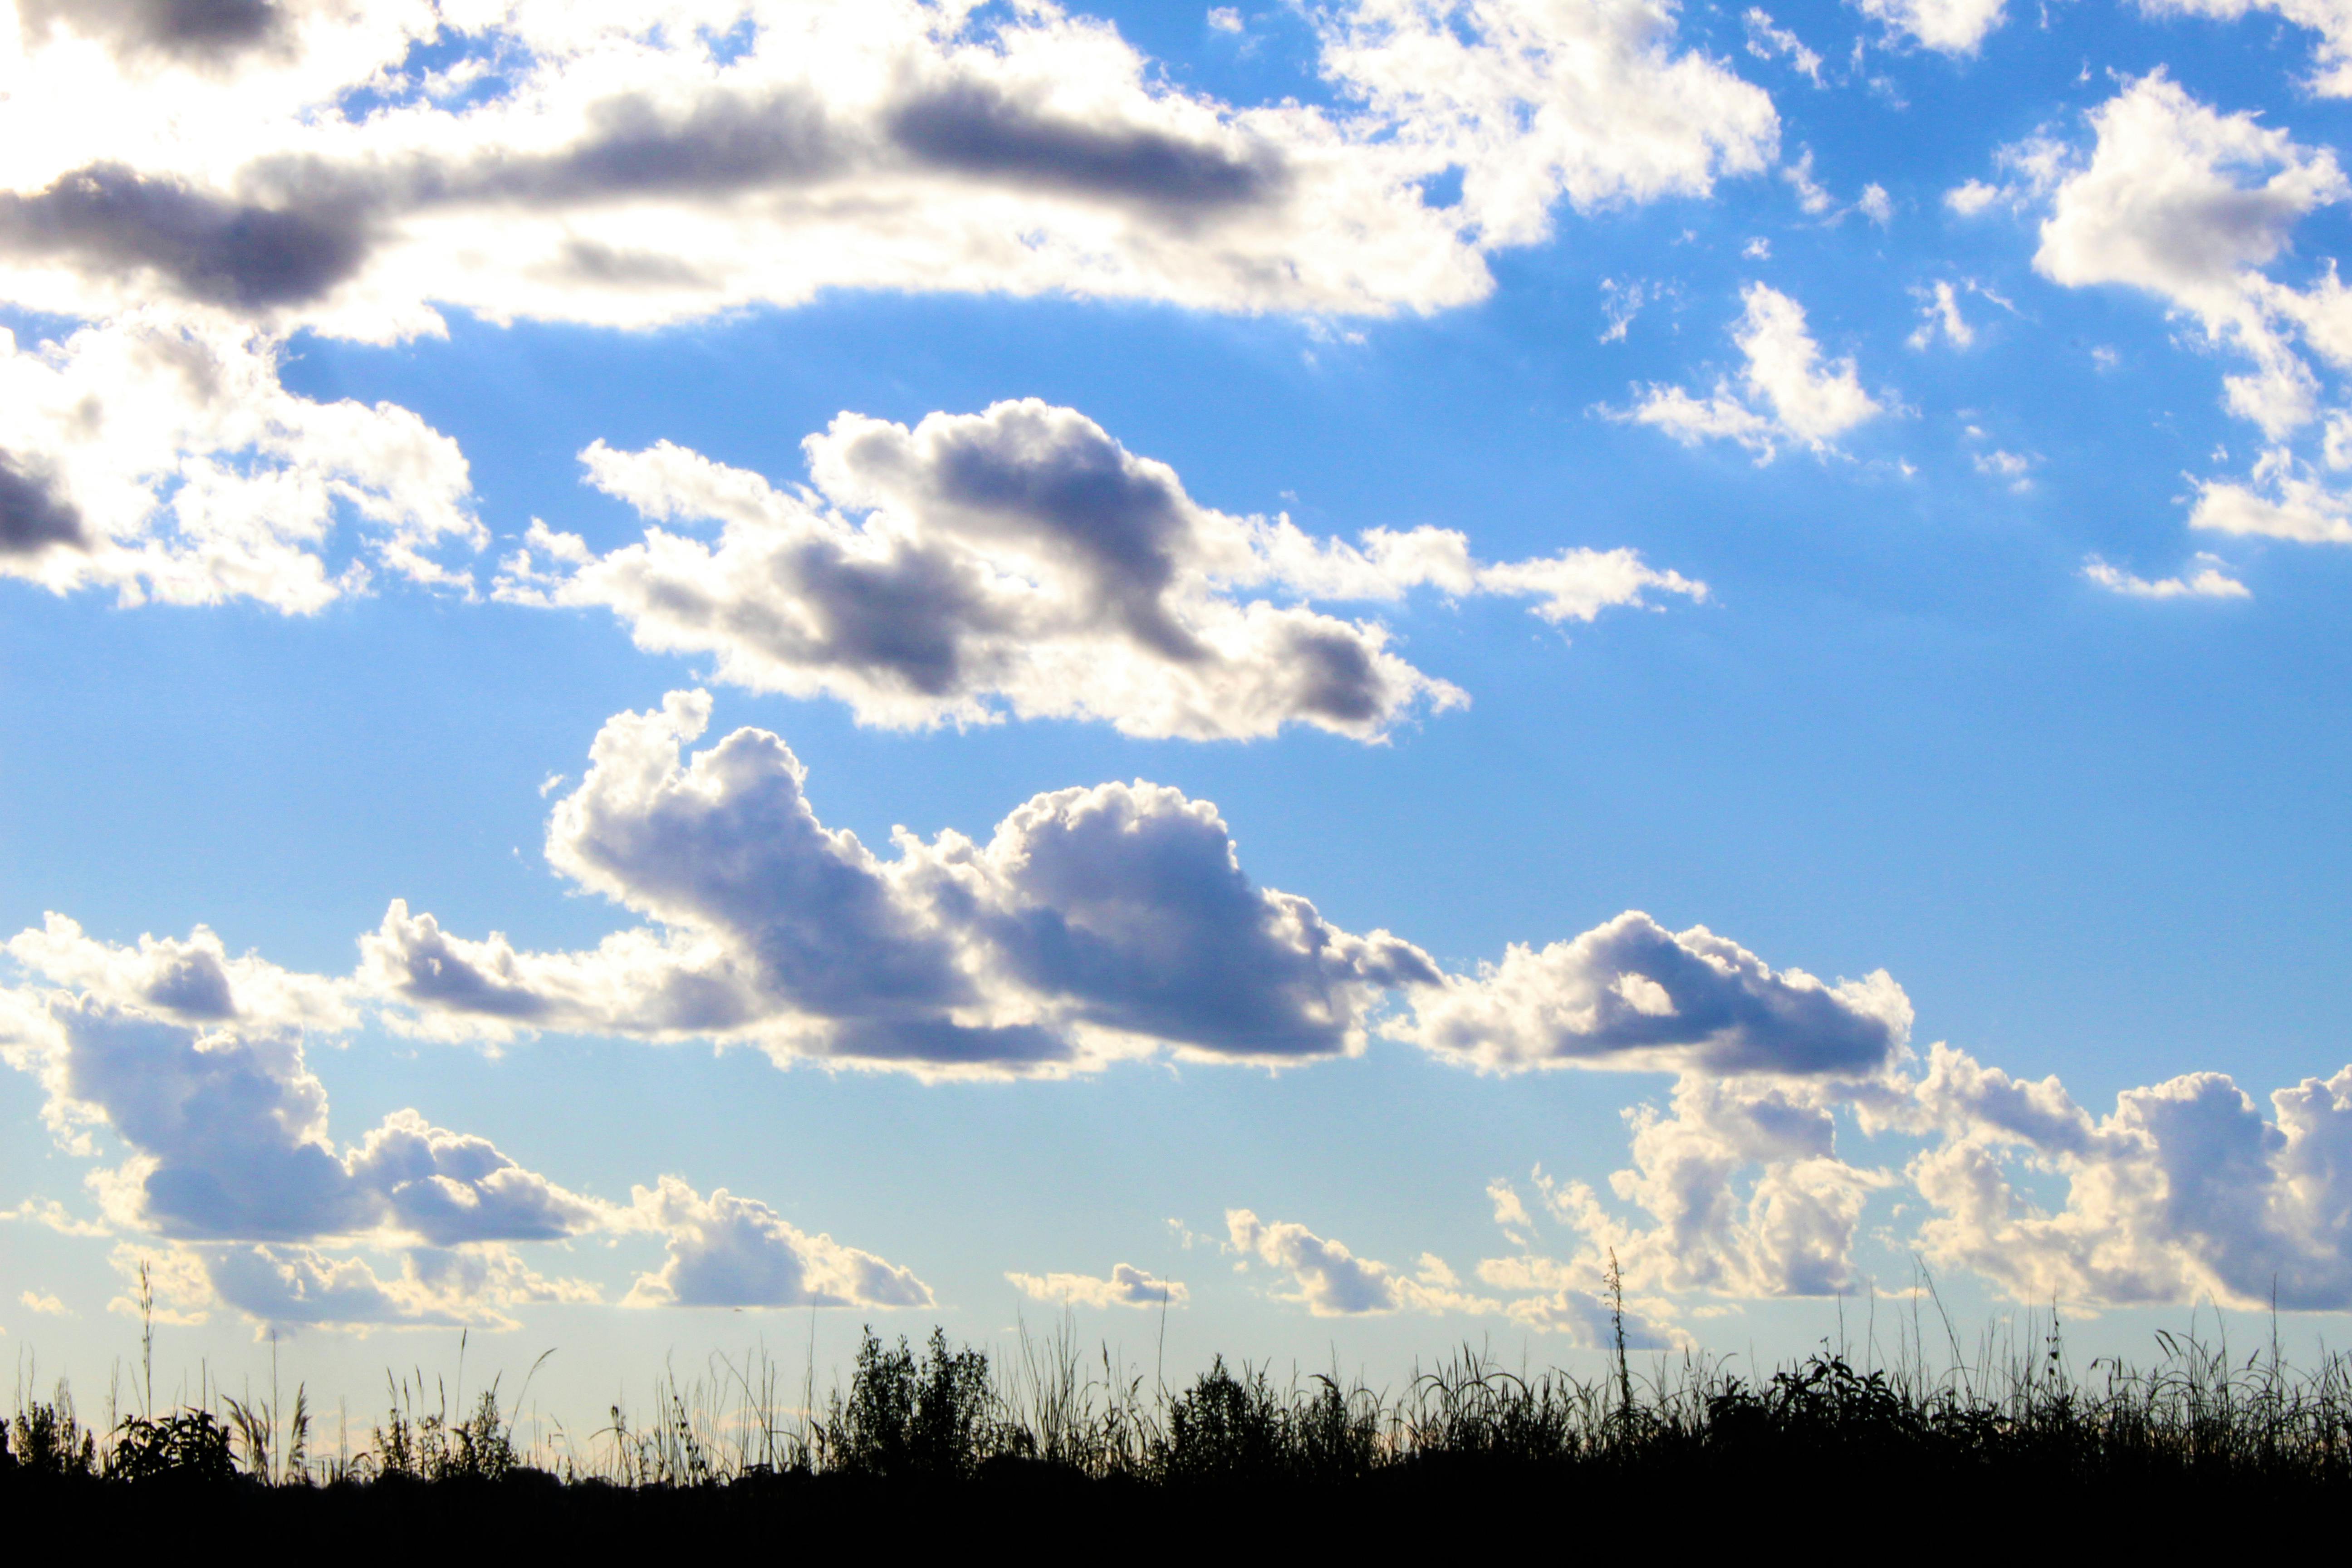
(7, 0), (2352, 1413)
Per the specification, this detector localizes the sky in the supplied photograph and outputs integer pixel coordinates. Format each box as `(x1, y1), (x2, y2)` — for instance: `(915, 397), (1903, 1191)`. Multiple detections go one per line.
(8, 0), (2352, 1419)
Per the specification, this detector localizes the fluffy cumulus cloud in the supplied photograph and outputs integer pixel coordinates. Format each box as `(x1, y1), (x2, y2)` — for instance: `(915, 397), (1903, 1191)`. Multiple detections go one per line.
(362, 689), (1439, 1068)
(1392, 911), (1911, 1076)
(1628, 283), (1884, 461)
(0, 931), (924, 1326)
(1904, 1045), (2352, 1311)
(1520, 1075), (1889, 1301)
(1227, 1209), (1496, 1317)
(1984, 73), (2352, 555)
(621, 1176), (932, 1308)
(499, 400), (1703, 742)
(0, 312), (480, 610)
(361, 692), (1925, 1081)
(1006, 1262), (1187, 1308)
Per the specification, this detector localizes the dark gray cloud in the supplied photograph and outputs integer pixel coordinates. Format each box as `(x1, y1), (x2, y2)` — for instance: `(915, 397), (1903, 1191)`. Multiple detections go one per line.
(887, 77), (1286, 215)
(50, 995), (366, 1240)
(0, 163), (372, 309)
(980, 783), (1438, 1057)
(19, 0), (285, 64)
(825, 399), (1207, 661)
(0, 451), (88, 555)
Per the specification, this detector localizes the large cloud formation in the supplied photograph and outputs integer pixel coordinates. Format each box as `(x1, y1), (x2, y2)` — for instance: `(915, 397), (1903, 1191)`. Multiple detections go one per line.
(0, 1), (1772, 617)
(353, 690), (1907, 1079)
(363, 689), (1447, 1067)
(498, 400), (1704, 740)
(0, 918), (930, 1328)
(0, 0), (1777, 334)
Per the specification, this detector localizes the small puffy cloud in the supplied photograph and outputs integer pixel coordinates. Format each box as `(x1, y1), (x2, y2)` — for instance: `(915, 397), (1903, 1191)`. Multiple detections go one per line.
(499, 400), (1701, 742)
(1909, 280), (1974, 349)
(9, 912), (356, 1033)
(2082, 554), (2251, 599)
(1227, 1209), (1496, 1316)
(1630, 283), (1885, 461)
(1391, 911), (1911, 1077)
(19, 1290), (70, 1316)
(1743, 10), (1823, 85)
(1857, 183), (1892, 226)
(1783, 150), (1834, 215)
(0, 314), (479, 612)
(623, 1176), (931, 1309)
(1007, 1263), (1188, 1308)
(1855, 0), (2010, 54)
(1207, 7), (1245, 33)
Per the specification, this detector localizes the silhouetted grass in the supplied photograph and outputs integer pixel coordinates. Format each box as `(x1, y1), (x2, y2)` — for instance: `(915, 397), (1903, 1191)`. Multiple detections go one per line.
(10, 1305), (2352, 1544)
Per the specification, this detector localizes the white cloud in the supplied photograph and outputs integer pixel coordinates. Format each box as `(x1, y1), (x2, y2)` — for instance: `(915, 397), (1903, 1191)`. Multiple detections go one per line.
(1743, 9), (1823, 85)
(1523, 1074), (1891, 1299)
(19, 1289), (69, 1316)
(2082, 553), (2251, 598)
(1006, 1262), (1188, 1308)
(2017, 74), (2352, 542)
(0, 0), (1777, 336)
(1630, 283), (1885, 461)
(1207, 7), (1245, 33)
(2136, 0), (2352, 97)
(1906, 1045), (2352, 1310)
(1227, 1208), (1496, 1316)
(0, 1), (1775, 621)
(0, 312), (479, 611)
(1855, 0), (2009, 54)
(622, 1175), (931, 1309)
(1782, 148), (1834, 215)
(1857, 181), (1892, 226)
(499, 400), (1702, 742)
(1392, 910), (1911, 1076)
(1972, 446), (2034, 490)
(1945, 178), (2001, 216)
(9, 912), (356, 1034)
(1908, 280), (1974, 349)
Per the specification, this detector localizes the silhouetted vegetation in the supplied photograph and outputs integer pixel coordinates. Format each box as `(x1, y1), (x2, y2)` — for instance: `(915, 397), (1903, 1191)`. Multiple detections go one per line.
(8, 1308), (2350, 1543)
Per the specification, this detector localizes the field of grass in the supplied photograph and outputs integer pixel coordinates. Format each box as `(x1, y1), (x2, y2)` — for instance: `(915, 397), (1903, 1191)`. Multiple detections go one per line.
(10, 1284), (2352, 1544)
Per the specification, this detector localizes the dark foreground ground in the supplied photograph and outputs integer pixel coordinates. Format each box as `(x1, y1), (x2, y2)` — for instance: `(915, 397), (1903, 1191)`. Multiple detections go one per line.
(2, 1454), (2320, 1553)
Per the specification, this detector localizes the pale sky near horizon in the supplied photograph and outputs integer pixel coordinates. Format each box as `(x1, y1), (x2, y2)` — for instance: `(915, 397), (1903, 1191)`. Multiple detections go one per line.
(7, 0), (2352, 1416)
